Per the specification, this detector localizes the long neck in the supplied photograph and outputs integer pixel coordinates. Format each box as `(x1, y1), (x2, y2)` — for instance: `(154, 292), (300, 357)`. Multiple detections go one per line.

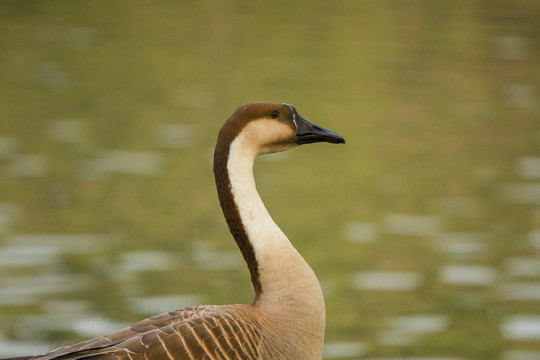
(213, 132), (326, 358)
(213, 135), (324, 305)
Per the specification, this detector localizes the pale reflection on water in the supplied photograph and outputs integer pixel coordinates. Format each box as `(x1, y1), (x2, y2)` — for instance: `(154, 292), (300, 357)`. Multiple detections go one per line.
(351, 271), (423, 291)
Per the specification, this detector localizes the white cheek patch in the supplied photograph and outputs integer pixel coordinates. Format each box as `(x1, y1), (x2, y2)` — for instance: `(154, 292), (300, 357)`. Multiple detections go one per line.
(240, 120), (295, 154)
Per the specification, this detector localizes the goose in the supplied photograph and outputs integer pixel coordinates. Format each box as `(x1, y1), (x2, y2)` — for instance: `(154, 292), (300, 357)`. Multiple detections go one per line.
(4, 102), (345, 360)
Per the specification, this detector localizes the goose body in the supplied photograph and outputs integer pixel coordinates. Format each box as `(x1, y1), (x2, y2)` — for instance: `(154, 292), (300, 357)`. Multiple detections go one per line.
(5, 102), (344, 360)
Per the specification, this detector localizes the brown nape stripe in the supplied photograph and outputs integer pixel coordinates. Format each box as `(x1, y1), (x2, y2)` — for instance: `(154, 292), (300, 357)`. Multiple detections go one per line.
(213, 117), (262, 300)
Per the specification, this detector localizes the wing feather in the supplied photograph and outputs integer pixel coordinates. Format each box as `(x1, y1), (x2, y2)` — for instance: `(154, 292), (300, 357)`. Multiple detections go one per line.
(27, 306), (264, 360)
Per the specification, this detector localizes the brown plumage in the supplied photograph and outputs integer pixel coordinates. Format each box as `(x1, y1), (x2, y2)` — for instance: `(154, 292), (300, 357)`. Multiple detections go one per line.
(3, 102), (344, 360)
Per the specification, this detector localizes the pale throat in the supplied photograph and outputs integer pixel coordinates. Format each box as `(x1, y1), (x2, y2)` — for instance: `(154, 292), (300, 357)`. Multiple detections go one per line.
(226, 136), (291, 258)
(226, 132), (325, 328)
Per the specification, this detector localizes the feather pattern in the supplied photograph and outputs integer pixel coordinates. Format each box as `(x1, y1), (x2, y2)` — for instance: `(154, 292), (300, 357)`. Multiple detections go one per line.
(33, 305), (266, 360)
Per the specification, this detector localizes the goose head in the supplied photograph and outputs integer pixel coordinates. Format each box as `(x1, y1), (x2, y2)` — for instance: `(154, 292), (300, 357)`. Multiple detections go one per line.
(220, 102), (345, 156)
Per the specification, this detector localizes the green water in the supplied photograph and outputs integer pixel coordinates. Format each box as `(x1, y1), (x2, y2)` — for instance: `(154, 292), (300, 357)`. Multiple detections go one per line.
(0, 1), (539, 358)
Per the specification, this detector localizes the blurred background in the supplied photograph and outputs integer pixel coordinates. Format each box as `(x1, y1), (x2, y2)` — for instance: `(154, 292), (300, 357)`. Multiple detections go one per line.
(0, 1), (539, 359)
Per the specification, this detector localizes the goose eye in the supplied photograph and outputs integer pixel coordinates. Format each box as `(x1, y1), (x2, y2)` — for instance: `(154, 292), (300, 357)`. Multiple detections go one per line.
(270, 110), (280, 118)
